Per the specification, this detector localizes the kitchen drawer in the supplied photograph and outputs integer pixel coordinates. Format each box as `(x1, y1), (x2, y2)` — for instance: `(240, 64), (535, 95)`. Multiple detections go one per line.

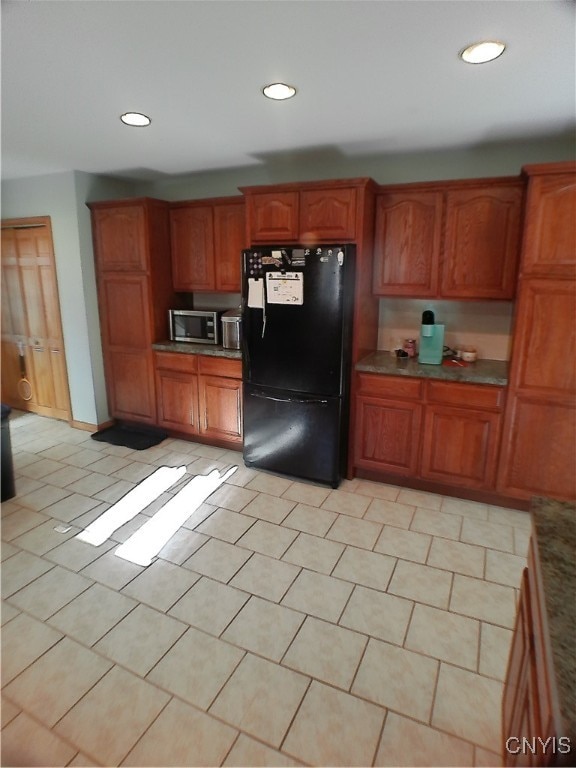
(154, 351), (198, 374)
(198, 355), (242, 379)
(356, 373), (423, 401)
(426, 380), (505, 411)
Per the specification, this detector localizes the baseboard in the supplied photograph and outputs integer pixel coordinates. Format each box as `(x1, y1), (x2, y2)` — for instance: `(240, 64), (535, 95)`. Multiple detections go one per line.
(353, 467), (531, 511)
(70, 418), (114, 432)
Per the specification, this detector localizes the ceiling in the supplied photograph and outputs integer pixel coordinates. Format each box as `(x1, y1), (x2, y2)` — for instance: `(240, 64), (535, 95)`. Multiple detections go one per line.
(2, 0), (575, 183)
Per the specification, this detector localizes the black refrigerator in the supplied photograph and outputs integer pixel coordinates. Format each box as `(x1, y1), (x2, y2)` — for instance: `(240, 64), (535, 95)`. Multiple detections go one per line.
(241, 244), (355, 488)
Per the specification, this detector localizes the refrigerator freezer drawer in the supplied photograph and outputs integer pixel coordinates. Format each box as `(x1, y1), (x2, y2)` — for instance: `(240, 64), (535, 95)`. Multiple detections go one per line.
(243, 384), (345, 487)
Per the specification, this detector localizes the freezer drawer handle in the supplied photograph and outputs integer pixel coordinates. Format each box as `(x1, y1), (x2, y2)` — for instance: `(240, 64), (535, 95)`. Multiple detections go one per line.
(250, 392), (328, 406)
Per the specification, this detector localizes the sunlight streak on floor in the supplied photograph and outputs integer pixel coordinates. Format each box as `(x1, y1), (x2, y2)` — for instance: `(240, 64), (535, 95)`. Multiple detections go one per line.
(75, 466), (187, 546)
(115, 466), (238, 566)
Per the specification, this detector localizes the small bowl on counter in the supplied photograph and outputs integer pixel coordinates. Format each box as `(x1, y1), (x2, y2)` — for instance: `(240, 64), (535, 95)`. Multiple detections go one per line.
(457, 347), (478, 363)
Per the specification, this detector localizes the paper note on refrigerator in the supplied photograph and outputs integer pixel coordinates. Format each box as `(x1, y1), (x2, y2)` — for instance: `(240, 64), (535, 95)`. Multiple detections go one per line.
(265, 272), (303, 305)
(247, 277), (265, 308)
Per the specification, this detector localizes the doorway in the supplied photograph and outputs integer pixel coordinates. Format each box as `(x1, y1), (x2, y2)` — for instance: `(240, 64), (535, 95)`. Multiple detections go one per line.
(1, 216), (71, 421)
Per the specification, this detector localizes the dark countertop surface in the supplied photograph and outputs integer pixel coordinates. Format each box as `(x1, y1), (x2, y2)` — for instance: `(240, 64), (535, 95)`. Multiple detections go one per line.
(530, 497), (576, 741)
(356, 350), (509, 386)
(152, 341), (242, 360)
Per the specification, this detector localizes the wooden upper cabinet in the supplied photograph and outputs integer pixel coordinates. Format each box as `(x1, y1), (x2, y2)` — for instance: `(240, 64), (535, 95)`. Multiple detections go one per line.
(300, 188), (357, 241)
(213, 201), (245, 292)
(170, 205), (215, 291)
(245, 191), (299, 242)
(373, 191), (442, 296)
(170, 198), (244, 292)
(91, 205), (148, 271)
(521, 165), (576, 277)
(373, 178), (524, 300)
(241, 180), (371, 245)
(442, 184), (523, 299)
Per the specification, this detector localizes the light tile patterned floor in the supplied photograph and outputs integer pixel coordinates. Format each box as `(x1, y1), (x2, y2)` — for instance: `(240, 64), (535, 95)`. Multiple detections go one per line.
(1, 410), (530, 767)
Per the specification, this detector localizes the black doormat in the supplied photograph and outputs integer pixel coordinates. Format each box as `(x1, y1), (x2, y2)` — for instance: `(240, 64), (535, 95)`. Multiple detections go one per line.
(91, 424), (168, 451)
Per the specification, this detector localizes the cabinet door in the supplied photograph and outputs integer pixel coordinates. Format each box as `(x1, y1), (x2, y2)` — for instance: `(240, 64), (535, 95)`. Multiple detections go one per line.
(300, 188), (357, 241)
(106, 349), (156, 423)
(92, 206), (148, 272)
(354, 396), (422, 475)
(522, 172), (576, 277)
(156, 370), (199, 435)
(497, 395), (576, 501)
(442, 185), (522, 299)
(198, 375), (242, 443)
(99, 274), (156, 422)
(372, 192), (442, 296)
(511, 279), (576, 397)
(170, 206), (215, 291)
(503, 569), (539, 767)
(214, 202), (244, 292)
(420, 405), (501, 488)
(99, 274), (152, 349)
(246, 192), (299, 243)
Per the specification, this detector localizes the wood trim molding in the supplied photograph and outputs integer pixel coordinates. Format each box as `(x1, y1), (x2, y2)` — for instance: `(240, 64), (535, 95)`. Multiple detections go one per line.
(69, 418), (114, 432)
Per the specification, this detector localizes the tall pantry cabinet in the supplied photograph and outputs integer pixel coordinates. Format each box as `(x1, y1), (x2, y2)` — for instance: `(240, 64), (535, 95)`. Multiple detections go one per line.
(497, 163), (576, 502)
(88, 199), (174, 425)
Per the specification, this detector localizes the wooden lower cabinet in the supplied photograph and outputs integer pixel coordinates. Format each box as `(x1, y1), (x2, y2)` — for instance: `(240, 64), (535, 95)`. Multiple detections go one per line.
(354, 374), (504, 491)
(424, 386), (503, 491)
(498, 395), (576, 501)
(156, 370), (199, 435)
(108, 350), (156, 423)
(198, 375), (242, 443)
(503, 568), (542, 766)
(355, 396), (422, 475)
(421, 405), (501, 488)
(502, 539), (569, 767)
(154, 352), (242, 446)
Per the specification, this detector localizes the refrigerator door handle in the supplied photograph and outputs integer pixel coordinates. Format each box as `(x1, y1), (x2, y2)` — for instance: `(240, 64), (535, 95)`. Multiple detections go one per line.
(249, 392), (329, 407)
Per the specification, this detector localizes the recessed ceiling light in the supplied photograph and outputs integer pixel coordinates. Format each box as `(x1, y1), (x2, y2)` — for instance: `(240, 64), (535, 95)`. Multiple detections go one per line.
(120, 112), (151, 127)
(262, 83), (297, 100)
(459, 40), (506, 64)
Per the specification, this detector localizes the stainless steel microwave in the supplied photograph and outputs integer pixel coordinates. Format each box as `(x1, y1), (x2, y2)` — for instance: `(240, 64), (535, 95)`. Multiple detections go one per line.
(168, 309), (222, 344)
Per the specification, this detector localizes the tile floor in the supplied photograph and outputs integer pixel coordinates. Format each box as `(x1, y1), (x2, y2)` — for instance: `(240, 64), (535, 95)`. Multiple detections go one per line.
(1, 410), (531, 767)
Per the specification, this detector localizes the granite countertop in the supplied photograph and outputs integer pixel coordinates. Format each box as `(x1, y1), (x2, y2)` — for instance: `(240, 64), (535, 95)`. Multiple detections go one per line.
(530, 497), (576, 742)
(356, 350), (509, 386)
(152, 341), (242, 359)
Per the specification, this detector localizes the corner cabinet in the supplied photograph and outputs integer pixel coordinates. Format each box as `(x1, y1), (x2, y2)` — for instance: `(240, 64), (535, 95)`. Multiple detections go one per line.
(373, 178), (524, 300)
(240, 179), (369, 245)
(89, 198), (174, 425)
(498, 163), (576, 502)
(154, 352), (242, 447)
(169, 197), (245, 292)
